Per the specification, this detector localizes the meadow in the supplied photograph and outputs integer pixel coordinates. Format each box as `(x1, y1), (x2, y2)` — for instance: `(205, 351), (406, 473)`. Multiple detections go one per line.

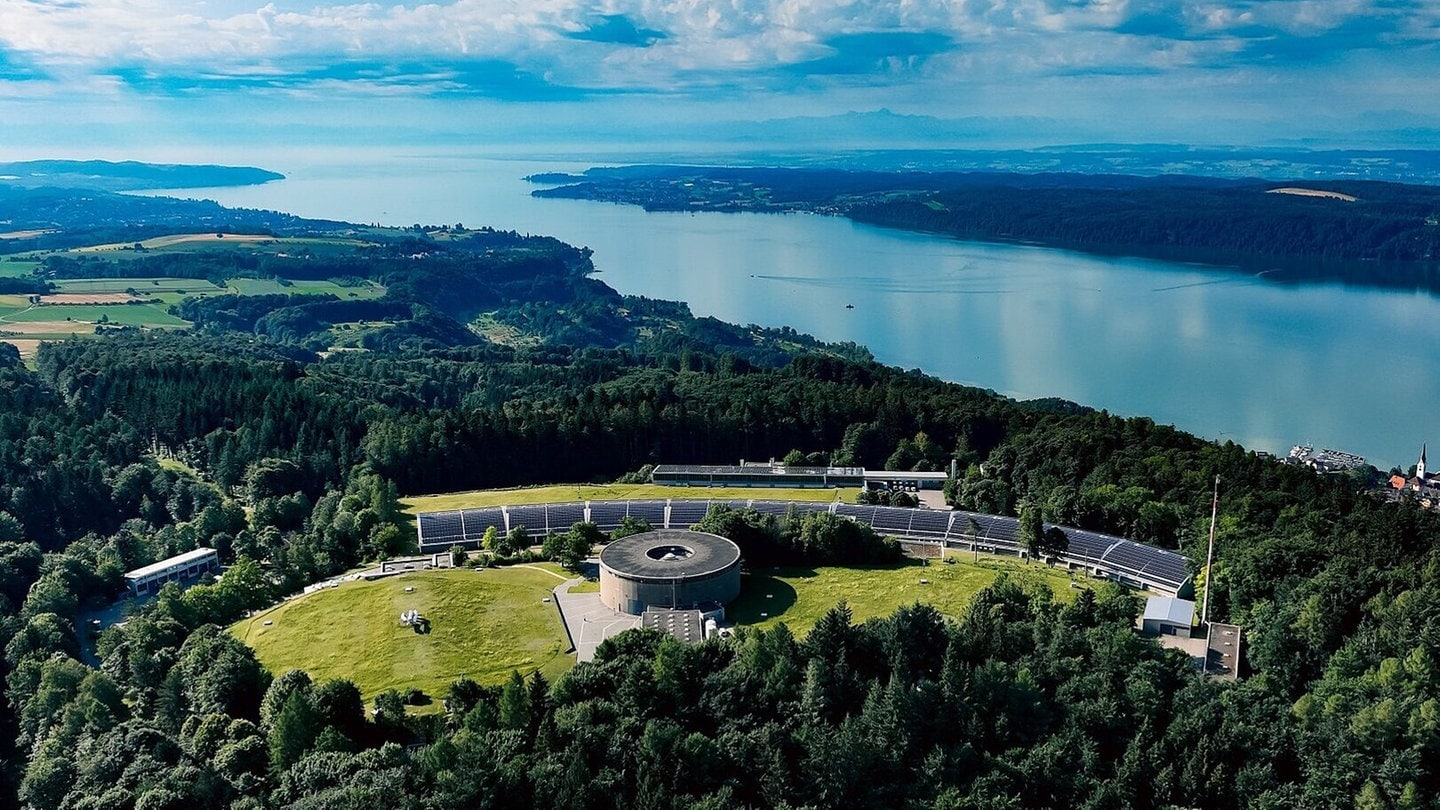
(231, 566), (573, 710)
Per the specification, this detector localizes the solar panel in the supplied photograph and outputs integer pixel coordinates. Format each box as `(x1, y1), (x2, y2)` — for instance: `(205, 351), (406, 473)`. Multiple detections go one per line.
(414, 496), (1193, 595)
(627, 501), (668, 525)
(418, 512), (464, 546)
(505, 505), (547, 537)
(906, 511), (952, 536)
(871, 506), (914, 533)
(587, 502), (630, 529)
(546, 503), (586, 530)
(833, 504), (875, 522)
(460, 508), (506, 542)
(667, 501), (710, 527)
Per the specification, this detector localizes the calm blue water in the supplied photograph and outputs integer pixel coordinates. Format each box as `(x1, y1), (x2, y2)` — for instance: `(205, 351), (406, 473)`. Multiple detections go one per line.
(166, 152), (1440, 470)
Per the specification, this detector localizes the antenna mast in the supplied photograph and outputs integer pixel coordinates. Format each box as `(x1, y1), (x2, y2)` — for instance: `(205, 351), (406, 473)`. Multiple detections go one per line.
(1201, 474), (1219, 627)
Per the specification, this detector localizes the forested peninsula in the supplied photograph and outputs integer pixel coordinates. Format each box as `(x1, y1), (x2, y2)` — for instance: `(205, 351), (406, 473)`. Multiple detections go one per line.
(0, 160), (283, 192)
(533, 166), (1440, 290)
(2, 184), (1440, 807)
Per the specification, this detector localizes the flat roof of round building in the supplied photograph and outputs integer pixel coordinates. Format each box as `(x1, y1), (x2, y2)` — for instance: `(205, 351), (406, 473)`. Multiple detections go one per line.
(599, 529), (741, 579)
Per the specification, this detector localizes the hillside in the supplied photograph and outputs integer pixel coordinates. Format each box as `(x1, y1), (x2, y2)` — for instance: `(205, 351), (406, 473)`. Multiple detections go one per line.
(0, 159), (283, 191)
(534, 166), (1440, 288)
(2, 189), (1440, 808)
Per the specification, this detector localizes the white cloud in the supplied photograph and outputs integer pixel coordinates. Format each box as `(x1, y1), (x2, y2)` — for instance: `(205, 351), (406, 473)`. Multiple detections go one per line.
(0, 0), (1437, 149)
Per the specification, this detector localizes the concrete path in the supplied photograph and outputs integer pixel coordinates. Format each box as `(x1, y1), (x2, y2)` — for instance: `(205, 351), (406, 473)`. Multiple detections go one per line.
(553, 578), (639, 663)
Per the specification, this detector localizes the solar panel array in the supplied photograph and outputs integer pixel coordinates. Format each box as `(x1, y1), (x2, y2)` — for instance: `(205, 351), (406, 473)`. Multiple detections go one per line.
(416, 498), (1193, 594)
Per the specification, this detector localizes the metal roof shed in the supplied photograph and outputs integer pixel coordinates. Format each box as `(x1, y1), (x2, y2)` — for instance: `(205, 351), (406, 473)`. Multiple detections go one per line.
(1142, 596), (1196, 638)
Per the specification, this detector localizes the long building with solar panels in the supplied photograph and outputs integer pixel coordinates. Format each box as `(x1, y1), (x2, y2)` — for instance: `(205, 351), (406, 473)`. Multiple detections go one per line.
(416, 499), (1194, 597)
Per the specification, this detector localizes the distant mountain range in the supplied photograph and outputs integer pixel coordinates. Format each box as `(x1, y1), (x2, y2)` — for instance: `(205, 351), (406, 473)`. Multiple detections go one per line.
(0, 160), (283, 192)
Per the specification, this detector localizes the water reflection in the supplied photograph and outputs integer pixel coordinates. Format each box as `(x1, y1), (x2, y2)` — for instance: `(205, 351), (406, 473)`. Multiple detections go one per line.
(172, 155), (1440, 470)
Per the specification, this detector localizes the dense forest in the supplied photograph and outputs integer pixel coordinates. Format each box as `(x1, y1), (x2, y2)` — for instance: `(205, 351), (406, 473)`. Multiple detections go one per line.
(534, 166), (1440, 289)
(4, 196), (1440, 807)
(0, 160), (283, 192)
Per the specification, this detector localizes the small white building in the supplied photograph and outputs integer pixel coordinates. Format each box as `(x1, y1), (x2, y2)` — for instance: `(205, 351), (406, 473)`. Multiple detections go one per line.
(1141, 596), (1196, 638)
(124, 547), (220, 597)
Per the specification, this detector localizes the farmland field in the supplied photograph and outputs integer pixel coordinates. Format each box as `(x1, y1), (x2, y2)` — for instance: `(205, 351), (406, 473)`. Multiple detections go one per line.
(74, 233), (278, 252)
(0, 259), (40, 278)
(225, 277), (386, 299)
(53, 277), (224, 295)
(4, 303), (187, 327)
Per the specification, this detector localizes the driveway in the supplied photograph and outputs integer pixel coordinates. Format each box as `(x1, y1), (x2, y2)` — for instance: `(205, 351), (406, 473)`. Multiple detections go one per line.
(553, 578), (639, 663)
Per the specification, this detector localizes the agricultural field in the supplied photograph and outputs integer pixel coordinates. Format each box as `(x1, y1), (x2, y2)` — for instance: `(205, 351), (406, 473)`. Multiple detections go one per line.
(52, 277), (224, 296)
(74, 233), (279, 253)
(403, 483), (859, 513)
(729, 555), (1084, 635)
(0, 289), (189, 356)
(225, 277), (385, 299)
(4, 302), (187, 327)
(231, 567), (573, 709)
(0, 258), (40, 278)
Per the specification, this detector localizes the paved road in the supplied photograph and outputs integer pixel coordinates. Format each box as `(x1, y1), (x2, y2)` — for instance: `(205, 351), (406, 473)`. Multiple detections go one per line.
(553, 578), (638, 663)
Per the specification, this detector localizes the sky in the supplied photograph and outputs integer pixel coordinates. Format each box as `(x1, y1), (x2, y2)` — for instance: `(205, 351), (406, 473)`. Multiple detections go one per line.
(2, 0), (1440, 158)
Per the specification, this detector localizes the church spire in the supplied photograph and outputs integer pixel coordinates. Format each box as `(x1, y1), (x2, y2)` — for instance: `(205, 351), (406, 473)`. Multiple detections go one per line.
(1420, 443), (1428, 480)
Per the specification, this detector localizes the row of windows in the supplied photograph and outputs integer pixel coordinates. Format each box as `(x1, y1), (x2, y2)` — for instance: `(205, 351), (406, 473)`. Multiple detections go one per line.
(127, 558), (220, 595)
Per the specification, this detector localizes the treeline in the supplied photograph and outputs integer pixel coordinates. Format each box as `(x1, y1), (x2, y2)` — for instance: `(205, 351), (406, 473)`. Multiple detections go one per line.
(537, 166), (1440, 286)
(0, 186), (347, 252)
(694, 505), (903, 567)
(849, 181), (1440, 272)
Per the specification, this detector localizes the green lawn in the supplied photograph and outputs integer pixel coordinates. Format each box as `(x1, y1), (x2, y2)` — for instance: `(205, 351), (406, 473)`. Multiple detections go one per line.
(404, 483), (859, 513)
(4, 303), (188, 327)
(568, 577), (601, 594)
(231, 567), (573, 708)
(729, 556), (1084, 636)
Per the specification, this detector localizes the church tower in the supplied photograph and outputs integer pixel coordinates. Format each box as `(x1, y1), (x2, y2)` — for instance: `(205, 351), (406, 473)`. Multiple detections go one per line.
(1420, 443), (1428, 481)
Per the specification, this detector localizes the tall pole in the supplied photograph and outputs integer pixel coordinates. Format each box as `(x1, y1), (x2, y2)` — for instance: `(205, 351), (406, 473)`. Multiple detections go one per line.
(1201, 475), (1219, 627)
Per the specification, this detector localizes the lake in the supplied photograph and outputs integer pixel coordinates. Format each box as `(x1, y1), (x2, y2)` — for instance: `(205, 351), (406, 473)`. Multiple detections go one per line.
(167, 151), (1440, 470)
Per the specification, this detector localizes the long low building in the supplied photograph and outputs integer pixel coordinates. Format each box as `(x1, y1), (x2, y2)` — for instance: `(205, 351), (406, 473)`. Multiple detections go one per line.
(651, 462), (948, 490)
(124, 547), (220, 597)
(416, 499), (1193, 597)
(652, 463), (866, 488)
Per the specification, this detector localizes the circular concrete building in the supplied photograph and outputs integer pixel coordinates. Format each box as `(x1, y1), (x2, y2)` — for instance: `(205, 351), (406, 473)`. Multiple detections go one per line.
(599, 529), (742, 615)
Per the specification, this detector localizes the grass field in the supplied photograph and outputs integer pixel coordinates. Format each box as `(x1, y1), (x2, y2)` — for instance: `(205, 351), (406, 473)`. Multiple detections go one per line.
(729, 555), (1083, 636)
(5, 303), (188, 327)
(225, 278), (386, 299)
(0, 259), (40, 278)
(75, 233), (279, 252)
(403, 484), (858, 513)
(52, 277), (224, 295)
(232, 567), (573, 709)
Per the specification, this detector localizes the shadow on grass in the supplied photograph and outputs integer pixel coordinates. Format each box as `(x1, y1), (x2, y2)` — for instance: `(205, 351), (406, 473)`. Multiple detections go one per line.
(729, 573), (802, 624)
(730, 559), (937, 625)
